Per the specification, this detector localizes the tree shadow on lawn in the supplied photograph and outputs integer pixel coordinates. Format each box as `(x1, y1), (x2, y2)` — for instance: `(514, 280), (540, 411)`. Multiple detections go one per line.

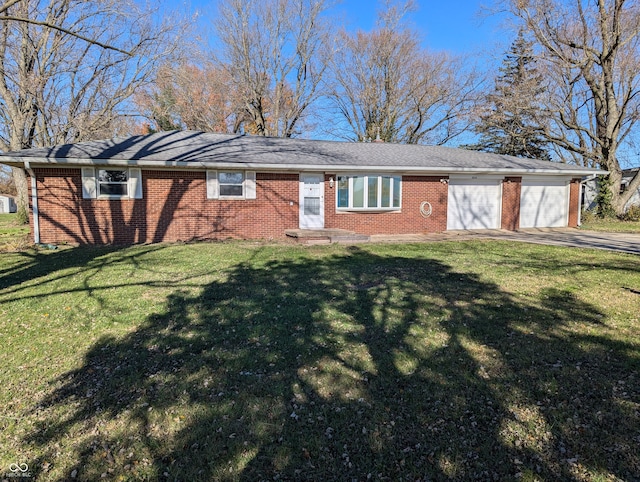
(0, 244), (165, 296)
(25, 246), (639, 481)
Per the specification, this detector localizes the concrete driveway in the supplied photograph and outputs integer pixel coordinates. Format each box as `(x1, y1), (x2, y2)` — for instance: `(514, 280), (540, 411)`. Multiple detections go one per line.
(370, 228), (640, 255)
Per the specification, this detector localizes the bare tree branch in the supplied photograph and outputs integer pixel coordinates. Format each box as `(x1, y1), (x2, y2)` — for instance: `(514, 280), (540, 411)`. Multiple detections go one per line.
(0, 0), (22, 15)
(0, 0), (185, 220)
(504, 0), (640, 214)
(214, 0), (333, 137)
(326, 3), (480, 144)
(0, 15), (131, 54)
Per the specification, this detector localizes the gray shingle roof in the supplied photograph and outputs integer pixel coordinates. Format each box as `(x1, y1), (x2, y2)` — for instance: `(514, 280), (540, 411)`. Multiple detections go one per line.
(0, 130), (603, 175)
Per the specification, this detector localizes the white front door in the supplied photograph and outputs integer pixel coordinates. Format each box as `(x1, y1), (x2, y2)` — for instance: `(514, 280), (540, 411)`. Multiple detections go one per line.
(299, 173), (324, 229)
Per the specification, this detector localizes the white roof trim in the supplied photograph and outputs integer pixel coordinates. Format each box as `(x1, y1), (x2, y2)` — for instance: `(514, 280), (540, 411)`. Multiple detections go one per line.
(0, 156), (606, 177)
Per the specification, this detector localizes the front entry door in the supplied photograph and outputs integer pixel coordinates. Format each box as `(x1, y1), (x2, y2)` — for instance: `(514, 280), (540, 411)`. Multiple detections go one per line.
(299, 173), (324, 229)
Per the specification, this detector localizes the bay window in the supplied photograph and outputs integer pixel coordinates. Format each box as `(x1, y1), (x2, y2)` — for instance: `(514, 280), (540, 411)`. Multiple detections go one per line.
(337, 174), (401, 210)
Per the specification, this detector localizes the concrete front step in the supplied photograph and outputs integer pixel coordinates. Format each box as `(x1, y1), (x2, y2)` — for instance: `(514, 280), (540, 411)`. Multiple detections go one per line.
(285, 229), (370, 245)
(329, 234), (371, 244)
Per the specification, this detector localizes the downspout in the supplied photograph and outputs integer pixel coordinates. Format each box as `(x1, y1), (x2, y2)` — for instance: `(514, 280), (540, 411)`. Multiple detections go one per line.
(24, 161), (40, 244)
(579, 174), (597, 227)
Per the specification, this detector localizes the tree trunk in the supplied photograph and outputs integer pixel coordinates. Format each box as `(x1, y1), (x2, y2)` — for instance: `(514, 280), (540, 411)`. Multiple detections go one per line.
(506, 0), (640, 217)
(613, 169), (640, 215)
(1, 0), (181, 226)
(12, 166), (29, 224)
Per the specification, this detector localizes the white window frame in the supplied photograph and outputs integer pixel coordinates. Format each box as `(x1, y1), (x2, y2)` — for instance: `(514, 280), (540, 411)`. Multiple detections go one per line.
(98, 169), (129, 197)
(81, 167), (142, 200)
(206, 170), (256, 200)
(336, 174), (401, 211)
(219, 171), (245, 198)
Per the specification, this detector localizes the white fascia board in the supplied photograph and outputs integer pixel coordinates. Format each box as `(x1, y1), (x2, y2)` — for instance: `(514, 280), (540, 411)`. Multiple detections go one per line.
(0, 156), (198, 168)
(0, 156), (606, 177)
(449, 174), (507, 182)
(208, 163), (605, 176)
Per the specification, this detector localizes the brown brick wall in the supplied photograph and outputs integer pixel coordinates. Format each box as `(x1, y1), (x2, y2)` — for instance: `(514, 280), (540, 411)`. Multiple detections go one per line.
(31, 168), (299, 244)
(323, 174), (448, 234)
(29, 168), (567, 245)
(501, 177), (522, 231)
(568, 178), (582, 227)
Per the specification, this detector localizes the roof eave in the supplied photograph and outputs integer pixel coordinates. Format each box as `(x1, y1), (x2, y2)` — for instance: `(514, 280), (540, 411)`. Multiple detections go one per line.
(0, 156), (606, 176)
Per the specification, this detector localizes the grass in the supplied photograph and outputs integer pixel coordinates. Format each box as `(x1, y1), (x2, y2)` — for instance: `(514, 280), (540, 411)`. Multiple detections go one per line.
(0, 239), (638, 481)
(579, 211), (640, 233)
(0, 213), (30, 252)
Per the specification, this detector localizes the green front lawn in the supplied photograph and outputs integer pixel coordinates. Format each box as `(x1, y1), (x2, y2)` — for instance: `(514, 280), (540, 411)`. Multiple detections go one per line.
(580, 219), (640, 233)
(1, 240), (639, 481)
(579, 211), (640, 233)
(0, 213), (30, 251)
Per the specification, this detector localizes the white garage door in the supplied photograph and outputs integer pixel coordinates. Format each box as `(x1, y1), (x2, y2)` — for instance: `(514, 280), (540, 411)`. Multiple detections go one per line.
(520, 178), (569, 228)
(447, 177), (502, 230)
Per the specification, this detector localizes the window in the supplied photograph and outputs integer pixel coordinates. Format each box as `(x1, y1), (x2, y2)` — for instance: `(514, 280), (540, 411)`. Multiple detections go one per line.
(337, 174), (401, 210)
(620, 181), (628, 194)
(206, 170), (256, 200)
(81, 167), (142, 199)
(219, 171), (245, 197)
(98, 169), (128, 196)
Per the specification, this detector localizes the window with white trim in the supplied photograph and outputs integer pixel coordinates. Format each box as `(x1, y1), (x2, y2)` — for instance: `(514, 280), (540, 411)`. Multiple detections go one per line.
(98, 169), (128, 196)
(219, 171), (245, 197)
(337, 174), (401, 210)
(81, 167), (143, 199)
(206, 170), (256, 200)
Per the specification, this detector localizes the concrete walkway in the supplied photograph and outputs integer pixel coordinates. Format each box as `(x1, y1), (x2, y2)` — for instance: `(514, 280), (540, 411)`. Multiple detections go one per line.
(370, 228), (640, 255)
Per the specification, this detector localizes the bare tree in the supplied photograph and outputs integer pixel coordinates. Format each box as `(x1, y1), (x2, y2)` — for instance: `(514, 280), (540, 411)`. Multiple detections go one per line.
(214, 0), (333, 137)
(0, 0), (181, 222)
(504, 0), (640, 216)
(0, 0), (131, 53)
(135, 61), (242, 134)
(0, 165), (16, 195)
(326, 1), (480, 144)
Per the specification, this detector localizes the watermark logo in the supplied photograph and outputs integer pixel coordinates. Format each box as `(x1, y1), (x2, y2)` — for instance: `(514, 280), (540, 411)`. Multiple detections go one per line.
(6, 463), (31, 478)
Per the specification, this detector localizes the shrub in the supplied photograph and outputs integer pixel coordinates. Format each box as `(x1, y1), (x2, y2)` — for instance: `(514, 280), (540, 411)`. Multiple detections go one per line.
(621, 204), (640, 222)
(595, 175), (617, 218)
(581, 209), (598, 224)
(15, 205), (28, 225)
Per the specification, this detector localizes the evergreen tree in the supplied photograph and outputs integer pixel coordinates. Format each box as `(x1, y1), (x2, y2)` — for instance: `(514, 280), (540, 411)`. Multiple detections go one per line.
(467, 31), (550, 160)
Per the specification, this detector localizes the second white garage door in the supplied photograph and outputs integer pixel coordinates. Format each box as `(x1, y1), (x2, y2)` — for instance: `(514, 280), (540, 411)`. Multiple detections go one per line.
(447, 177), (502, 230)
(520, 178), (569, 228)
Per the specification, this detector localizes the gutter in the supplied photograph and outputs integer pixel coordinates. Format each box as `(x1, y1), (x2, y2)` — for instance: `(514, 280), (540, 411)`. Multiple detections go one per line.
(0, 156), (606, 178)
(23, 161), (40, 244)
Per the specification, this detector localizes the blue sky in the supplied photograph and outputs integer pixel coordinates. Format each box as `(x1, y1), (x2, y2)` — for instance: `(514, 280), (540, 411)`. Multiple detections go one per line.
(332, 1), (507, 54)
(162, 0), (515, 146)
(171, 0), (510, 57)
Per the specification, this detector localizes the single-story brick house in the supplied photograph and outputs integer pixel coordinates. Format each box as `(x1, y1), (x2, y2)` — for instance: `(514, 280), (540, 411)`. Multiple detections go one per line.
(0, 130), (604, 245)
